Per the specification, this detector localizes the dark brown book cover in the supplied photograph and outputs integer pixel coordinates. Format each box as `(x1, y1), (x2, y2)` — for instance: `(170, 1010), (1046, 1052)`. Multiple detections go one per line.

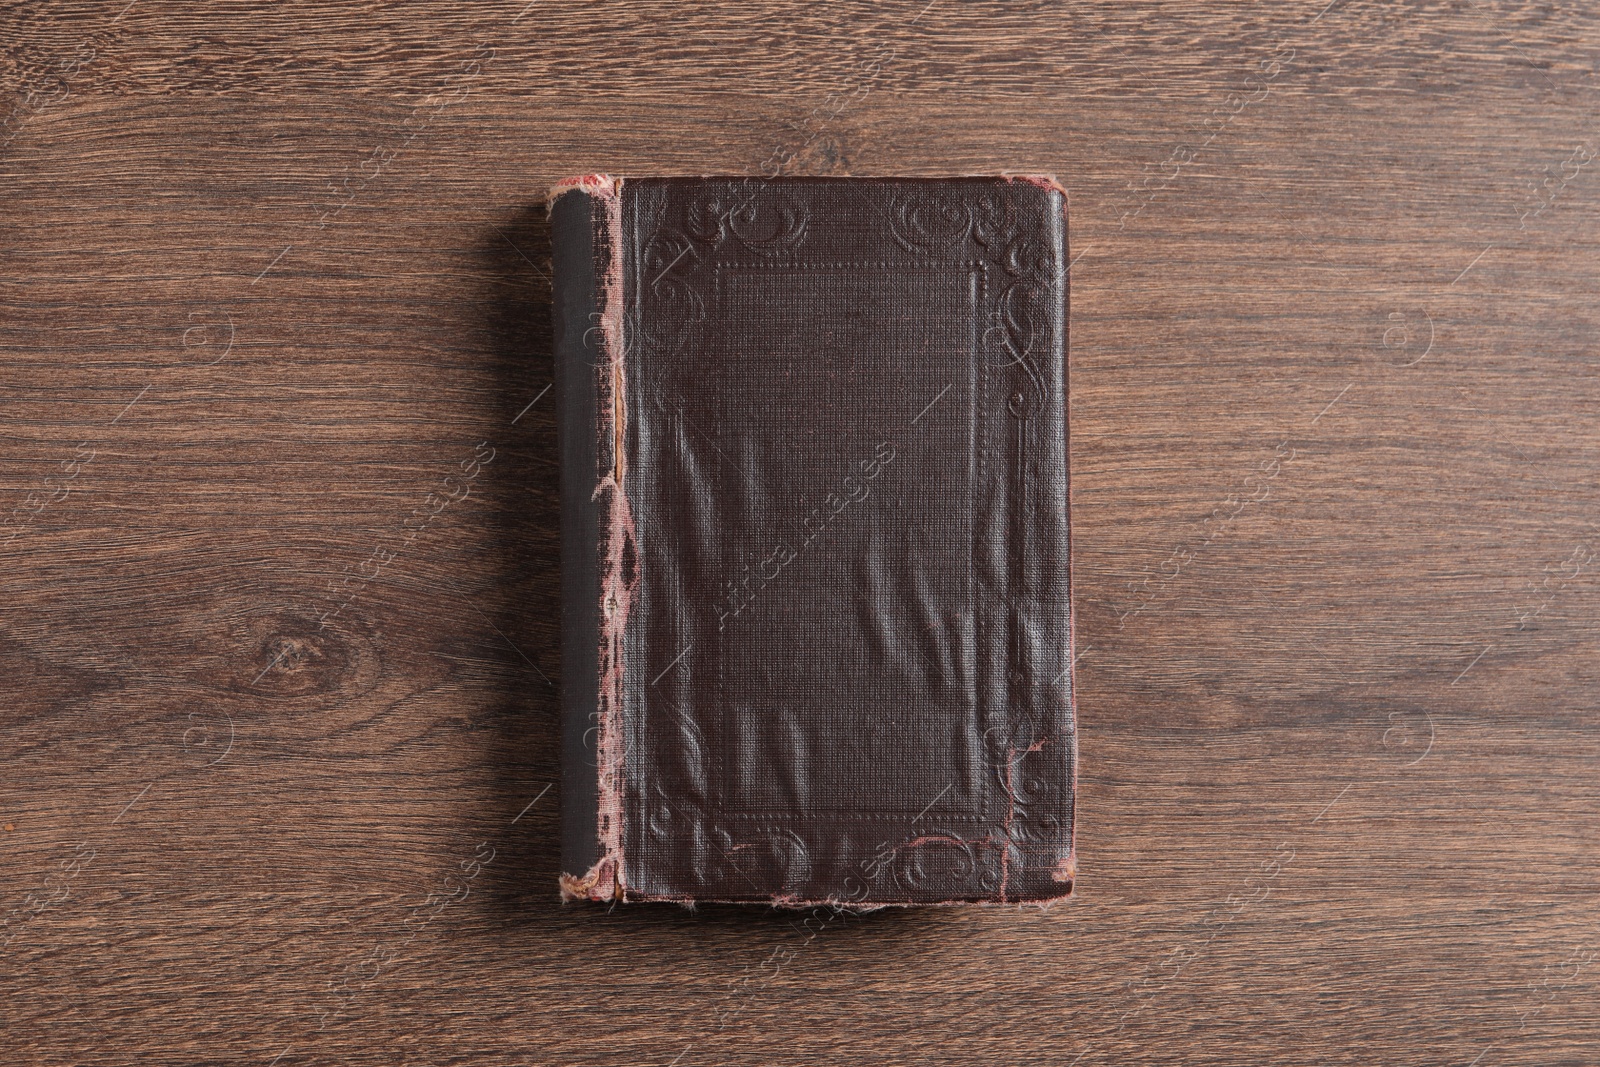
(551, 175), (1074, 906)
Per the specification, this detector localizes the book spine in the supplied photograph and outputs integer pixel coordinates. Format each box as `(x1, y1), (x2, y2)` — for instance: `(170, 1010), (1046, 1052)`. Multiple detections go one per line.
(550, 176), (632, 902)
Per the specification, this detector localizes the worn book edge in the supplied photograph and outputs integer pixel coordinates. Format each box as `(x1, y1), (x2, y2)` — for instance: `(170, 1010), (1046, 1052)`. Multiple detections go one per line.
(551, 175), (632, 902)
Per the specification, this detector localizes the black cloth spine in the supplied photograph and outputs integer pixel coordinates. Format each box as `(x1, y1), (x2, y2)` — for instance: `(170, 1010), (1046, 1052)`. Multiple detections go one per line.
(550, 185), (603, 894)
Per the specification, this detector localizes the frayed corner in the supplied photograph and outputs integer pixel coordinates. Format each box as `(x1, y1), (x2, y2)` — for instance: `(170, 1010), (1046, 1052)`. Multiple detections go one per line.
(1052, 852), (1076, 885)
(548, 173), (617, 208)
(1006, 173), (1069, 197)
(559, 858), (624, 903)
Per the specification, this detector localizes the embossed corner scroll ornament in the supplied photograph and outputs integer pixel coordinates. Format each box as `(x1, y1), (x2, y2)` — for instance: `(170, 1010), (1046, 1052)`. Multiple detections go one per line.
(634, 182), (811, 358)
(684, 186), (808, 254)
(888, 185), (1059, 420)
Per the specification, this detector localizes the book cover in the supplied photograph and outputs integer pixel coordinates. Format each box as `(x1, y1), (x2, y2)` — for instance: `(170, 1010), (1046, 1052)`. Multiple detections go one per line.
(551, 175), (1074, 906)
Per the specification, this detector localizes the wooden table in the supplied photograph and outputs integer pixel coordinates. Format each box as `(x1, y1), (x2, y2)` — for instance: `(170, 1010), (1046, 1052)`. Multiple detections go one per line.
(4, 3), (1597, 1063)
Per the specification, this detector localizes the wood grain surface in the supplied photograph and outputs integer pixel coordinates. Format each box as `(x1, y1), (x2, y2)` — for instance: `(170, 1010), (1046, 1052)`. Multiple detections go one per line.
(4, 2), (1599, 1064)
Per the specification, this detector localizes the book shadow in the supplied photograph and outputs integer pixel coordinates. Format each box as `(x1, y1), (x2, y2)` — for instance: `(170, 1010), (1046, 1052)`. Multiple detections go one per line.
(471, 202), (959, 945)
(473, 202), (566, 919)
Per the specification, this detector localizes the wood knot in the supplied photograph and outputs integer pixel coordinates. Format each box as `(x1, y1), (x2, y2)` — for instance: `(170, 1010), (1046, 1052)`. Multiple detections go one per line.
(262, 636), (311, 673)
(243, 620), (352, 697)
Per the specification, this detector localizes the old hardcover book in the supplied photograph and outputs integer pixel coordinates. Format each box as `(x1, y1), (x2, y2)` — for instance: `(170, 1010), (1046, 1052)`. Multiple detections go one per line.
(552, 175), (1075, 906)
